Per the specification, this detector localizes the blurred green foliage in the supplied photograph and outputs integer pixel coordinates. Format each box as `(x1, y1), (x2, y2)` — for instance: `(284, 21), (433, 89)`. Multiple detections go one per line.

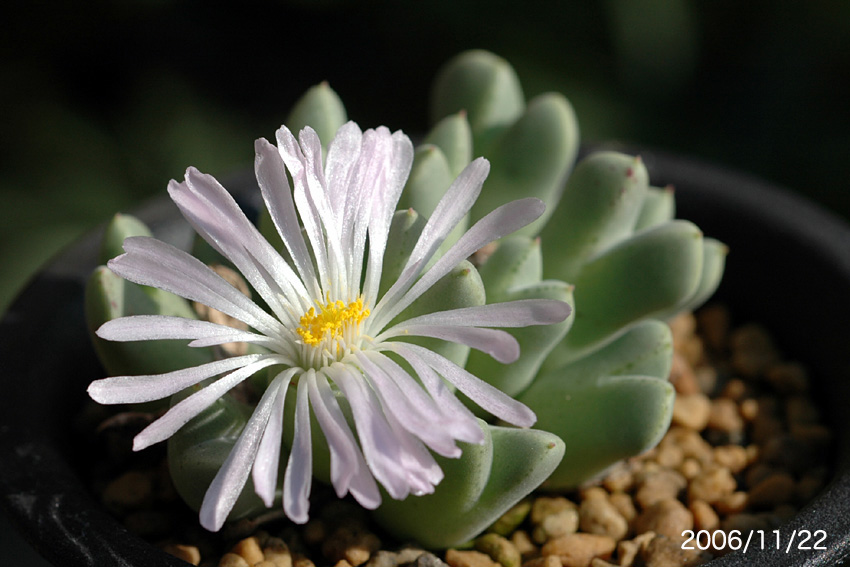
(2, 0), (849, 313)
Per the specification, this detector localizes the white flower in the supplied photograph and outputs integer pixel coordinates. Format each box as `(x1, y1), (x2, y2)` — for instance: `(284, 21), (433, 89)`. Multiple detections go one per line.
(88, 122), (570, 531)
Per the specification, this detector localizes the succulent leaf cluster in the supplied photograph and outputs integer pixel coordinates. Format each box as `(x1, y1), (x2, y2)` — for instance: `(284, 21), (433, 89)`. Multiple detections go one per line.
(85, 50), (725, 548)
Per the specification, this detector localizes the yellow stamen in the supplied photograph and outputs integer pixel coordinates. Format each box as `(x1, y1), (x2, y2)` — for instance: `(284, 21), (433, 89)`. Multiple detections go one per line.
(297, 296), (370, 348)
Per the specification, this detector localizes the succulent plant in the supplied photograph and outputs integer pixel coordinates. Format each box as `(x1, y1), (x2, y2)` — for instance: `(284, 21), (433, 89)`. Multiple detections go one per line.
(85, 50), (725, 550)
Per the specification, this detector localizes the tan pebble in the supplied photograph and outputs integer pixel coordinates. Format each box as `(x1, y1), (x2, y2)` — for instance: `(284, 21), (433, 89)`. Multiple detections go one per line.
(521, 556), (561, 567)
(446, 549), (499, 567)
(579, 486), (608, 501)
(739, 398), (759, 422)
(785, 396), (820, 424)
(696, 304), (729, 352)
(635, 469), (687, 509)
(694, 367), (718, 396)
(608, 492), (637, 525)
(765, 362), (809, 394)
(748, 471), (796, 509)
(532, 503), (579, 544)
(678, 458), (702, 480)
(102, 470), (153, 511)
(688, 465), (736, 504)
(579, 494), (629, 541)
(662, 427), (713, 463)
(689, 500), (719, 532)
(638, 534), (709, 567)
(745, 444), (760, 464)
(669, 312), (697, 344)
(162, 544), (201, 565)
(293, 557), (316, 567)
(601, 463), (633, 493)
(334, 561), (354, 567)
(255, 562), (279, 567)
(713, 491), (748, 516)
(720, 378), (748, 401)
(511, 531), (537, 558)
(219, 553), (251, 567)
(588, 559), (618, 567)
(729, 324), (778, 377)
(712, 445), (749, 473)
(264, 537), (293, 567)
(532, 497), (578, 523)
(475, 533), (521, 567)
(617, 532), (655, 567)
(672, 393), (712, 431)
(346, 546), (374, 567)
(654, 443), (684, 469)
(231, 536), (264, 565)
(669, 352), (701, 395)
(633, 499), (693, 541)
(707, 398), (744, 433)
(540, 533), (616, 567)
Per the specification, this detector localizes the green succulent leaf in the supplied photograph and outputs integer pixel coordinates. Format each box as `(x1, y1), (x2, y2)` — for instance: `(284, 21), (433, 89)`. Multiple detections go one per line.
(285, 82), (347, 151)
(99, 213), (152, 264)
(85, 266), (214, 377)
(423, 111), (474, 178)
(472, 93), (579, 236)
(634, 185), (676, 231)
(393, 260), (486, 367)
(372, 421), (564, 549)
(666, 237), (728, 317)
(559, 220), (703, 358)
(541, 151), (649, 283)
(520, 320), (674, 488)
(465, 280), (574, 398)
(167, 388), (272, 521)
(477, 236), (543, 302)
(430, 50), (525, 152)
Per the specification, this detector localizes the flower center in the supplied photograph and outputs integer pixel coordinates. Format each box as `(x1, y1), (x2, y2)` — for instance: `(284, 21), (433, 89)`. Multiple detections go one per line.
(296, 297), (370, 360)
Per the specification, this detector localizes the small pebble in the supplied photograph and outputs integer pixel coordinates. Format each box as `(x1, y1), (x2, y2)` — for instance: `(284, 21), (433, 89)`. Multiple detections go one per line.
(747, 471), (796, 509)
(540, 533), (616, 567)
(579, 493), (628, 541)
(671, 394), (711, 431)
(445, 549), (499, 567)
(231, 536), (265, 565)
(219, 553), (251, 567)
(689, 500), (719, 532)
(635, 469), (687, 509)
(688, 465), (737, 504)
(633, 499), (693, 541)
(162, 544), (201, 565)
(707, 398), (744, 434)
(475, 533), (521, 567)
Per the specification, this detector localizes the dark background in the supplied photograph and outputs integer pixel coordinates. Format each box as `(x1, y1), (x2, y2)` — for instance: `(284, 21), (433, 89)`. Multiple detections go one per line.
(2, 0), (848, 312)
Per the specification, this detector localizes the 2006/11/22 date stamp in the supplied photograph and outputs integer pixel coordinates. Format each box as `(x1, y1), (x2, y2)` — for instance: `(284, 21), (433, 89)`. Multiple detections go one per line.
(682, 529), (828, 553)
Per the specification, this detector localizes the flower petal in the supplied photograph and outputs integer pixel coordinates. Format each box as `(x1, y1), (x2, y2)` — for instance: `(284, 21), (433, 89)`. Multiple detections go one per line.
(388, 343), (536, 428)
(108, 237), (281, 338)
(255, 138), (320, 297)
(199, 370), (292, 532)
(373, 197), (546, 330)
(393, 299), (572, 328)
(377, 325), (520, 364)
(87, 354), (265, 404)
(133, 356), (285, 451)
(252, 368), (299, 506)
(309, 371), (381, 508)
(283, 374), (312, 523)
(97, 315), (280, 351)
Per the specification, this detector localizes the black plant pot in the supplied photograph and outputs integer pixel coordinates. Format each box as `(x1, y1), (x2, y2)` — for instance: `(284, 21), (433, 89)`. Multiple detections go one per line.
(1, 151), (849, 566)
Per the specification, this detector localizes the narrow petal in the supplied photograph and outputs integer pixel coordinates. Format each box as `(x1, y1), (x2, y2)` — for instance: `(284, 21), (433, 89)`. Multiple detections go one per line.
(133, 356), (285, 451)
(355, 351), (461, 457)
(108, 237), (281, 338)
(380, 344), (484, 445)
(325, 121), (363, 225)
(283, 374), (312, 523)
(377, 325), (520, 364)
(388, 343), (536, 428)
(97, 315), (279, 351)
(252, 368), (299, 506)
(309, 371), (381, 508)
(373, 197), (546, 331)
(371, 158), (488, 320)
(198, 371), (291, 532)
(255, 138), (320, 297)
(87, 355), (264, 404)
(391, 299), (572, 329)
